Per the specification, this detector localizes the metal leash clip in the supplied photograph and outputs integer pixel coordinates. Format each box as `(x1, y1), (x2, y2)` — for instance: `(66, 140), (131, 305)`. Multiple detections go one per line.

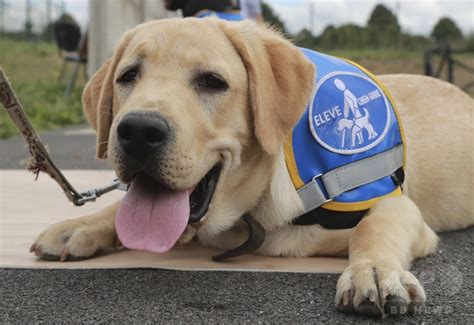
(74, 179), (126, 205)
(0, 68), (126, 206)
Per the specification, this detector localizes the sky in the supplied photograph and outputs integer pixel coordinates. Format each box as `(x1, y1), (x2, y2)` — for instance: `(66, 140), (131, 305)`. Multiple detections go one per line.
(1, 0), (473, 36)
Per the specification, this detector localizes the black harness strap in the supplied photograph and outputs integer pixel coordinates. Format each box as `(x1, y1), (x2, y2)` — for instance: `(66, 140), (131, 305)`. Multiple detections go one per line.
(391, 167), (405, 187)
(292, 167), (404, 229)
(292, 207), (368, 229)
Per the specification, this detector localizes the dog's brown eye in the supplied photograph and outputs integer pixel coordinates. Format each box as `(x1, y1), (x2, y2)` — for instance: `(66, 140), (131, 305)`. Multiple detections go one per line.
(196, 72), (228, 92)
(117, 66), (140, 84)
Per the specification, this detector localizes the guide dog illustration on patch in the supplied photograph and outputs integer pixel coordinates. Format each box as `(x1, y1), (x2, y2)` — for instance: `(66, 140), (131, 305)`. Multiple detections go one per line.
(333, 78), (378, 148)
(309, 71), (391, 155)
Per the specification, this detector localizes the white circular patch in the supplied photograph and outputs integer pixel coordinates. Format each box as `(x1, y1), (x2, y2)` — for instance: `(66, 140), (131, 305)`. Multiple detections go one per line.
(308, 71), (391, 155)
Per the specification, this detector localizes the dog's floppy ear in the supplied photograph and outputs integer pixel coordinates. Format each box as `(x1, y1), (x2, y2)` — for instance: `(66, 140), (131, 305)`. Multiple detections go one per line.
(82, 31), (134, 159)
(220, 21), (315, 155)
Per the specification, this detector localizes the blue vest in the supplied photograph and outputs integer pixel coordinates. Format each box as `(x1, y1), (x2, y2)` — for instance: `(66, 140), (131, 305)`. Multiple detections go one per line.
(195, 9), (243, 21)
(285, 48), (406, 213)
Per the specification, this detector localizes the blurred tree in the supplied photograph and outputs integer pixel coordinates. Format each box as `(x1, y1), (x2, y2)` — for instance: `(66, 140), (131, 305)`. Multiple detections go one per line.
(465, 32), (474, 51)
(0, 0), (7, 35)
(294, 28), (317, 48)
(335, 24), (369, 48)
(24, 0), (33, 39)
(431, 17), (463, 44)
(261, 1), (286, 34)
(41, 22), (54, 41)
(45, 0), (52, 40)
(399, 33), (431, 50)
(317, 25), (339, 49)
(24, 20), (33, 38)
(316, 24), (369, 49)
(367, 4), (400, 47)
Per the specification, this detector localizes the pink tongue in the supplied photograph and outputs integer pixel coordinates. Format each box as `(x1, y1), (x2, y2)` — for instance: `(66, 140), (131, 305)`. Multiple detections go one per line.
(115, 174), (190, 253)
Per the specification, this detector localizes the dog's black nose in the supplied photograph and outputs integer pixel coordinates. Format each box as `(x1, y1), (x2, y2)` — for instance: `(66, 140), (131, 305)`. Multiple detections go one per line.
(117, 112), (170, 160)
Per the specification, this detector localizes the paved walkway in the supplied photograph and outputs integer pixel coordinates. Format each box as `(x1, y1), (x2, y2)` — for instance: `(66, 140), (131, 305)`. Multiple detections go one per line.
(0, 125), (107, 169)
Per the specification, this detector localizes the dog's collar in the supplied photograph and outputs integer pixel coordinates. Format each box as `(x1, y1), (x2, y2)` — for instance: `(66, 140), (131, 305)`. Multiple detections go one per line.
(212, 214), (265, 262)
(211, 207), (367, 262)
(209, 208), (368, 262)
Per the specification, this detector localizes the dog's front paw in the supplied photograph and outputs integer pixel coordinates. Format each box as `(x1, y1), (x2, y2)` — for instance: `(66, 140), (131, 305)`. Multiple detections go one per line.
(30, 218), (119, 261)
(335, 260), (425, 318)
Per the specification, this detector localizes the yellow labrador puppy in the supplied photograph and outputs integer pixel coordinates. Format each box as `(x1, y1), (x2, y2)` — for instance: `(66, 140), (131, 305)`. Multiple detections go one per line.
(31, 18), (473, 317)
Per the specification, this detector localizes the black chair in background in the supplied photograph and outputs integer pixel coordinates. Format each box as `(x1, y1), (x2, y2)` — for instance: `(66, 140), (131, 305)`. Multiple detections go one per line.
(53, 22), (88, 97)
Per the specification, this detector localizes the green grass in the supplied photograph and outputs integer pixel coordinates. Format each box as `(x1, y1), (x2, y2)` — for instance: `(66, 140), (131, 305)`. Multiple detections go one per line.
(1, 39), (472, 139)
(0, 38), (85, 139)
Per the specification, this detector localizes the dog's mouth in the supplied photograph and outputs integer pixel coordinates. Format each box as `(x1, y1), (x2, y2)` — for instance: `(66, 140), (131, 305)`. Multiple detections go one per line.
(115, 164), (221, 254)
(188, 165), (221, 223)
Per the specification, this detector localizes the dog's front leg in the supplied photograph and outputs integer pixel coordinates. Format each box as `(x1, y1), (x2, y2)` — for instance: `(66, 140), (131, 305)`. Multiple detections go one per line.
(335, 195), (438, 318)
(30, 201), (121, 261)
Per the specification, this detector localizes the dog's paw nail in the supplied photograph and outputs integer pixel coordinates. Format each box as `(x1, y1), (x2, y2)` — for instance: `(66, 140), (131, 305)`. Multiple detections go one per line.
(405, 283), (425, 303)
(368, 289), (378, 303)
(357, 299), (382, 318)
(59, 248), (69, 262)
(336, 301), (354, 314)
(342, 290), (351, 305)
(34, 246), (42, 257)
(29, 243), (37, 253)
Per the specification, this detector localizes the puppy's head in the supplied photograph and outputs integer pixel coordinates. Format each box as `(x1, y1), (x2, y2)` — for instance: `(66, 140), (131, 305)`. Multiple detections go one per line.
(83, 18), (314, 251)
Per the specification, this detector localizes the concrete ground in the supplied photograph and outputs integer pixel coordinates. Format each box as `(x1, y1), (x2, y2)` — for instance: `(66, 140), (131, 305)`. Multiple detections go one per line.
(1, 126), (473, 323)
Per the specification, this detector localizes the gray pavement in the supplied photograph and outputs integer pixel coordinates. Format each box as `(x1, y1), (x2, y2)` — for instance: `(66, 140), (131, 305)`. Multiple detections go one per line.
(1, 126), (473, 323)
(0, 125), (108, 169)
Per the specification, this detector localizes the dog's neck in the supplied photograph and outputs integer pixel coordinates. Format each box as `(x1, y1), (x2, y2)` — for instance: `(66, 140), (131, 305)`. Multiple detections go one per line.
(251, 148), (304, 232)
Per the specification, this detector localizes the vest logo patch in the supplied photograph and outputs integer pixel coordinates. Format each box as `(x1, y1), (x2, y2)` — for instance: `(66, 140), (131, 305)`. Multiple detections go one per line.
(309, 71), (391, 155)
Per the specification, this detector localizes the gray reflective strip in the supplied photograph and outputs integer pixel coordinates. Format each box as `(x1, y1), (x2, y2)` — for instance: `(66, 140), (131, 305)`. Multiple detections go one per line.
(323, 145), (403, 198)
(297, 145), (404, 213)
(297, 178), (330, 212)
